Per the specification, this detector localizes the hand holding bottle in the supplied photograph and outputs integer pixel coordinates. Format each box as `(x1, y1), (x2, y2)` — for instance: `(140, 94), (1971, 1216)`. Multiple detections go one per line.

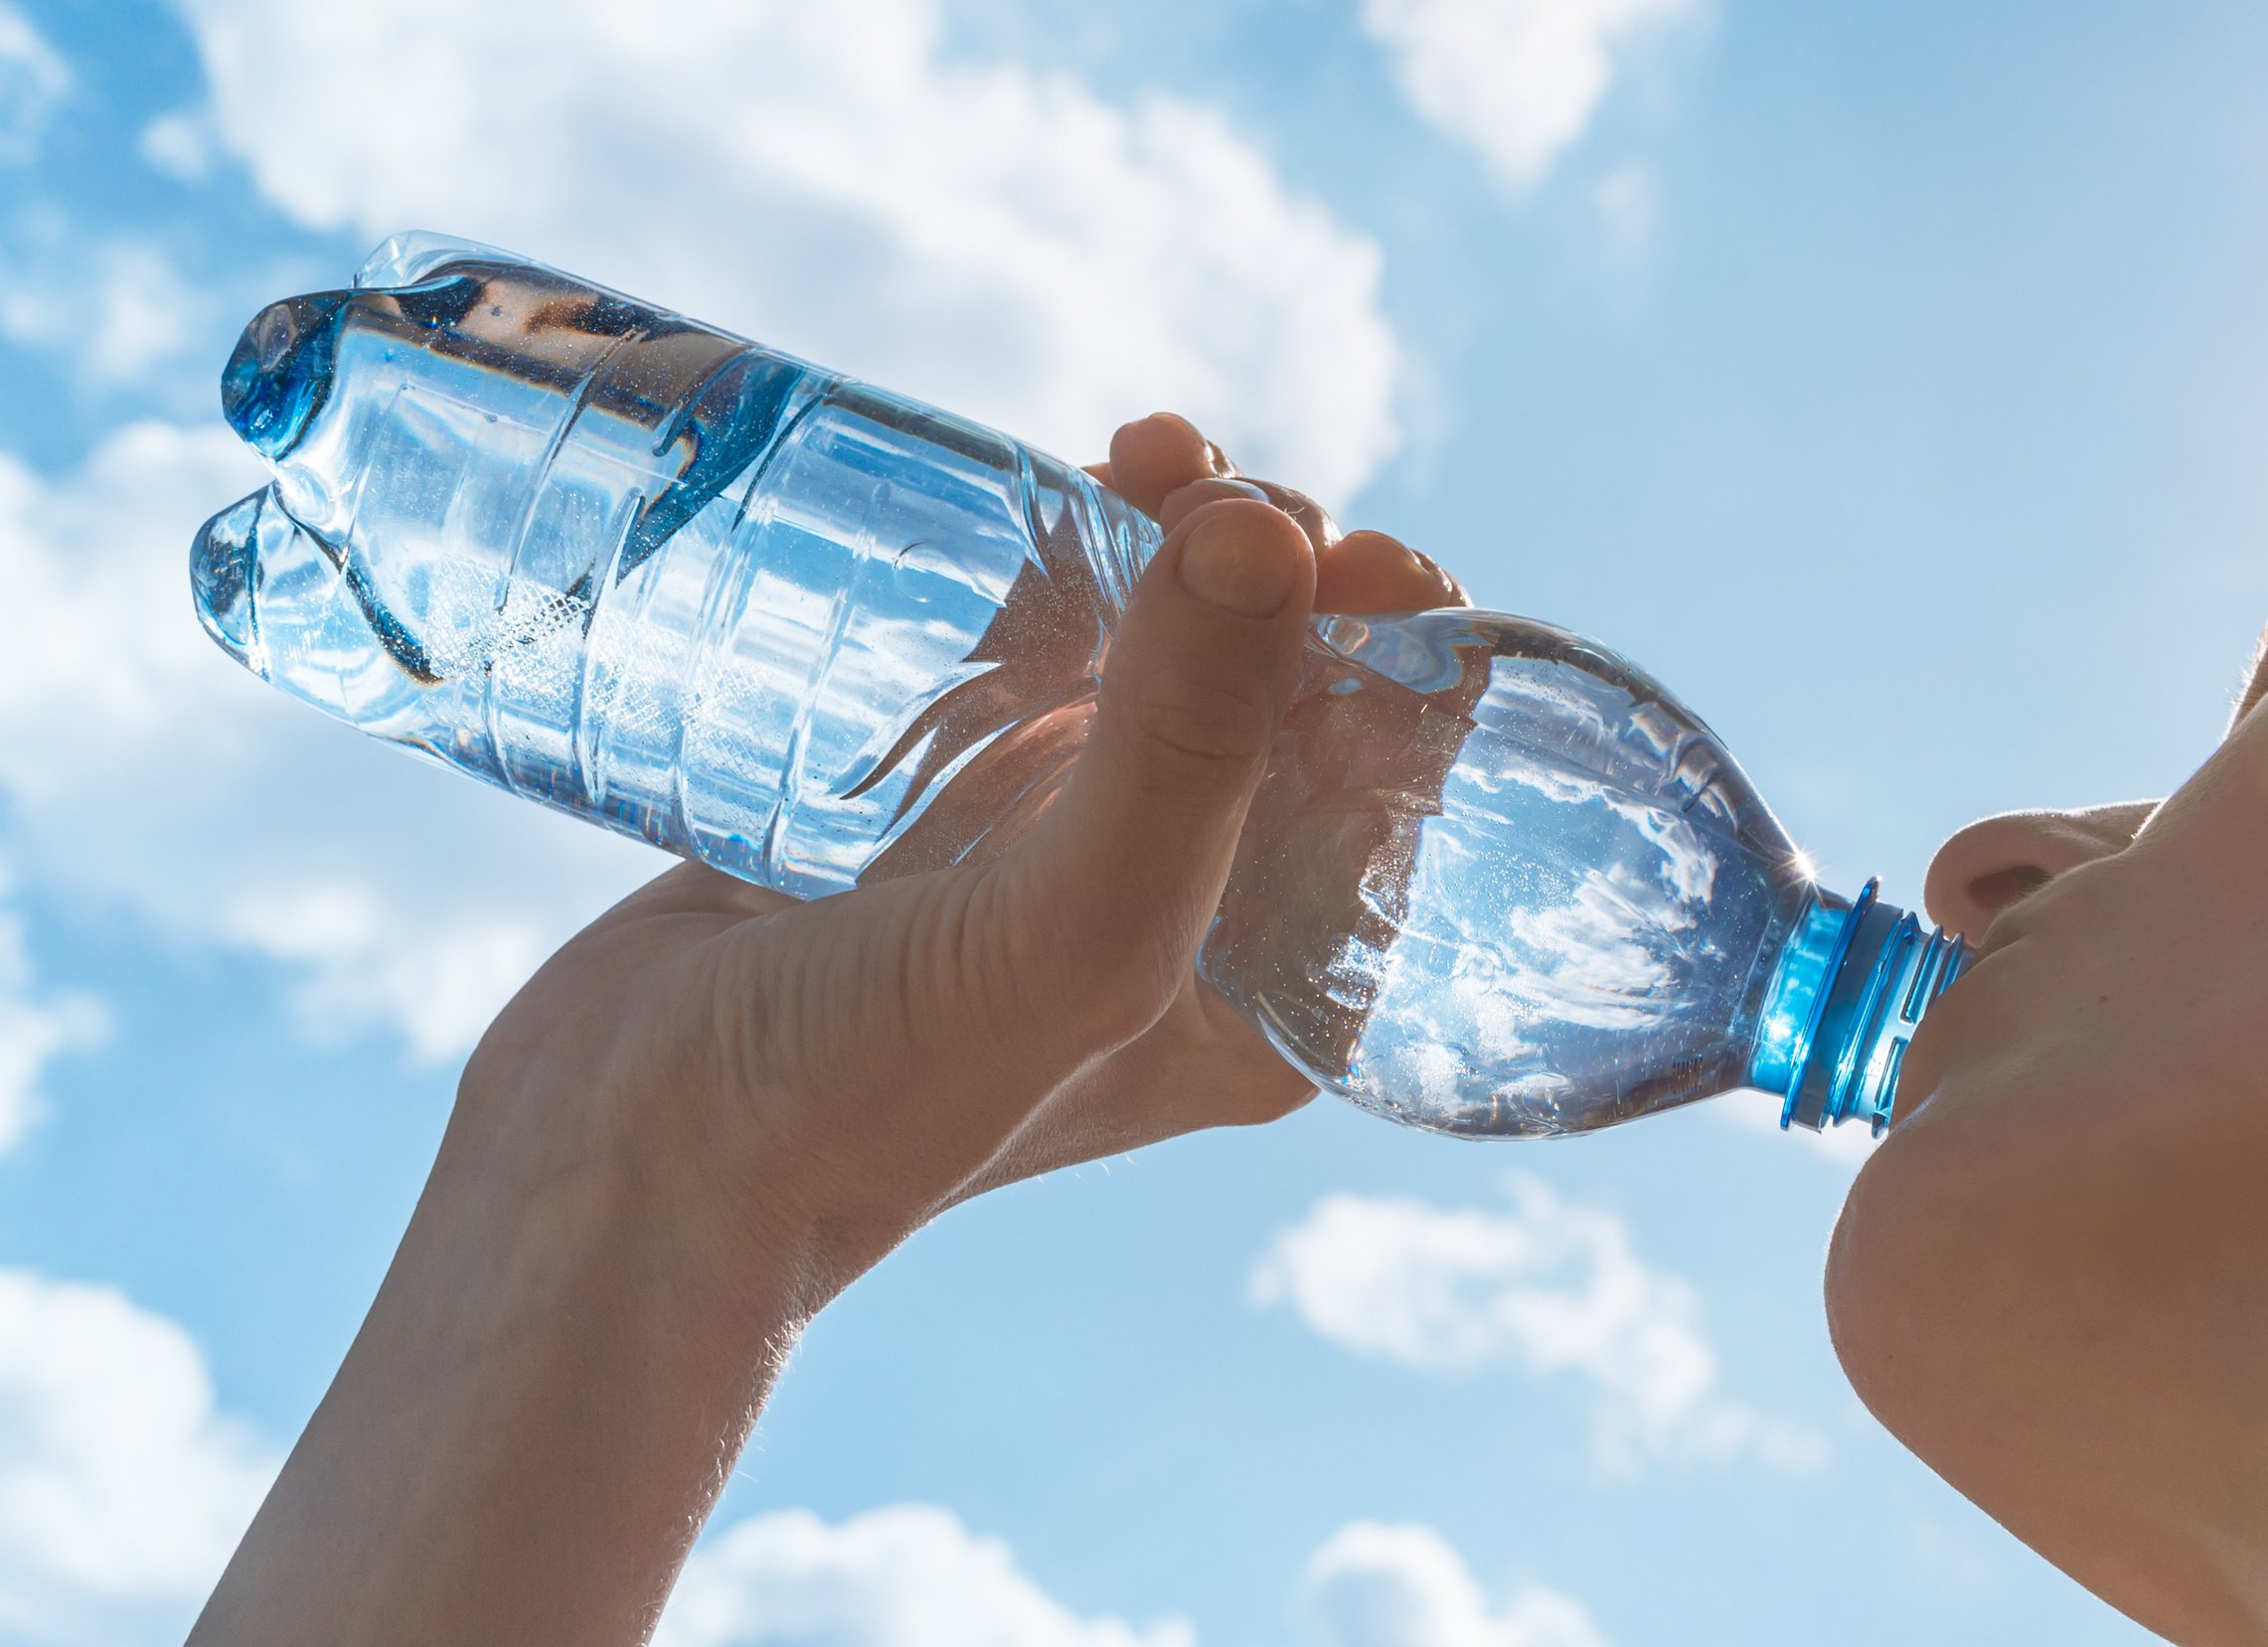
(186, 414), (1464, 1647)
(470, 411), (1470, 1259)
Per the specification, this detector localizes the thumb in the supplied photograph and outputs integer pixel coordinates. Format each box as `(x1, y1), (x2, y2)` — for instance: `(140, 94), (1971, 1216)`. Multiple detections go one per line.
(1004, 497), (1315, 1039)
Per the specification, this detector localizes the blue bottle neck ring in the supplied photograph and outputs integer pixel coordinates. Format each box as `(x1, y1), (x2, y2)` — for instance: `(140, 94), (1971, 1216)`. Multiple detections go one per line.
(1748, 881), (1969, 1137)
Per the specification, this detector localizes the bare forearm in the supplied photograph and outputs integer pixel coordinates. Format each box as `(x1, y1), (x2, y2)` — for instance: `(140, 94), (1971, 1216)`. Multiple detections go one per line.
(188, 1079), (824, 1647)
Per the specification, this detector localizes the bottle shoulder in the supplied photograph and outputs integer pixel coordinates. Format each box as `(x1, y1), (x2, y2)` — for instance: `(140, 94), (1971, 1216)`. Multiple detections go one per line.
(1303, 607), (1787, 861)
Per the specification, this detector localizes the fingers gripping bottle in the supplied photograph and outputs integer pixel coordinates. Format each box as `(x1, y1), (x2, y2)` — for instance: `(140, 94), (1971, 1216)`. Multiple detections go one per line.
(192, 232), (1967, 1141)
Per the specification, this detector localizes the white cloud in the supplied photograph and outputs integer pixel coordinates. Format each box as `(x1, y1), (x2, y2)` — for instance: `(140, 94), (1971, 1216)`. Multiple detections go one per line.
(171, 0), (1399, 507)
(0, 1268), (276, 1646)
(0, 4), (68, 164)
(0, 423), (662, 1063)
(1360, 0), (1692, 188)
(1249, 1176), (1822, 1472)
(0, 880), (104, 1153)
(654, 1506), (1615, 1647)
(654, 1504), (1193, 1647)
(1300, 1522), (1608, 1647)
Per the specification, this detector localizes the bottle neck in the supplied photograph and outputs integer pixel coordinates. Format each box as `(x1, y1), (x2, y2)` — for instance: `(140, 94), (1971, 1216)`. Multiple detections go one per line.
(1748, 881), (1970, 1136)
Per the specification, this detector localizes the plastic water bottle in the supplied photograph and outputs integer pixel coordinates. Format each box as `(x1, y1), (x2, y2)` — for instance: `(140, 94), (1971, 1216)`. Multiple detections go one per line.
(191, 232), (1966, 1141)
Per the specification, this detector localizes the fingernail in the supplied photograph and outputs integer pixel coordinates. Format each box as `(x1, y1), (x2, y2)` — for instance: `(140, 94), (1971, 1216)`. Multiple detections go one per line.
(1415, 550), (1468, 602)
(1202, 478), (1270, 504)
(1204, 439), (1239, 479)
(1180, 511), (1298, 618)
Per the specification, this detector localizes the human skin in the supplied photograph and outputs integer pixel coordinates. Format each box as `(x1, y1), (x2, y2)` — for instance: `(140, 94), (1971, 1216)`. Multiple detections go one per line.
(184, 413), (1466, 1647)
(1827, 640), (2268, 1644)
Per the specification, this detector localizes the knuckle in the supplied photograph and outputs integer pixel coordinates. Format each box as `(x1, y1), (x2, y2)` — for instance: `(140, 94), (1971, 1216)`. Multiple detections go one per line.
(1221, 1072), (1315, 1127)
(1035, 935), (1186, 1057)
(1130, 670), (1273, 770)
(1086, 951), (1186, 1042)
(1251, 479), (1339, 549)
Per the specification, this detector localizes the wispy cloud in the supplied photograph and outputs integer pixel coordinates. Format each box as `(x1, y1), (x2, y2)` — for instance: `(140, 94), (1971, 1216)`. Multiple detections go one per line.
(0, 230), (212, 389)
(1250, 1176), (1823, 1473)
(0, 877), (104, 1153)
(1590, 161), (1660, 259)
(1360, 0), (1693, 189)
(139, 110), (218, 182)
(170, 0), (1400, 507)
(0, 422), (660, 1063)
(0, 1268), (275, 1645)
(654, 1504), (1193, 1647)
(0, 4), (68, 164)
(1300, 1521), (1609, 1647)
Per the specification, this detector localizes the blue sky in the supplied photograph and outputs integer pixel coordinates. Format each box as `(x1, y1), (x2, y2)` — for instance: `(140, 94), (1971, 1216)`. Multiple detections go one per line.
(3, 1), (2265, 1642)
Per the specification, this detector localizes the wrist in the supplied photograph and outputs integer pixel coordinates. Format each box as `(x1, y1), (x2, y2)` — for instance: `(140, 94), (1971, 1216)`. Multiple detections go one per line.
(447, 1047), (854, 1356)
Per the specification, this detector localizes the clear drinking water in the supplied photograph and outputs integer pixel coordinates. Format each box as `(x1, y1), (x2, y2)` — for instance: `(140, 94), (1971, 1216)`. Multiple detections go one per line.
(192, 232), (1966, 1140)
